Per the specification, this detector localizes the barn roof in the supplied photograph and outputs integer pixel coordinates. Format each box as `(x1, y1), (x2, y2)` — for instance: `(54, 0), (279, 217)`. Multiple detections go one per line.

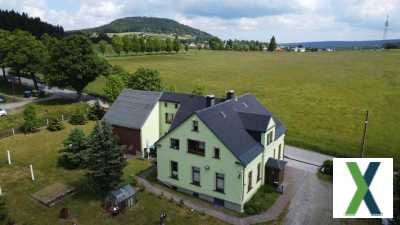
(103, 89), (162, 129)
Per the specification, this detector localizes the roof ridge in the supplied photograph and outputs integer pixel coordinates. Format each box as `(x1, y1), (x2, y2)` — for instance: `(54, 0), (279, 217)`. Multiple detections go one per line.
(195, 93), (252, 114)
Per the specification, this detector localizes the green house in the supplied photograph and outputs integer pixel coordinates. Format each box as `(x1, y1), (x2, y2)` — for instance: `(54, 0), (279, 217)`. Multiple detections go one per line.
(104, 89), (286, 212)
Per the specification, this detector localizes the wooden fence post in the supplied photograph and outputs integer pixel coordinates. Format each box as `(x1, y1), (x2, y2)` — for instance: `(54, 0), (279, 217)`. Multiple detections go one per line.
(7, 150), (11, 165)
(30, 164), (35, 181)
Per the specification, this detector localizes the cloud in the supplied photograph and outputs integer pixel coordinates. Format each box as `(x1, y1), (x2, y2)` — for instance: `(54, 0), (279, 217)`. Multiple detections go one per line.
(1, 0), (400, 41)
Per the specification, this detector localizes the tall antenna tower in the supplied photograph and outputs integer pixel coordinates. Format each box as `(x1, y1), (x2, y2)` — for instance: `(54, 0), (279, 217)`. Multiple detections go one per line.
(383, 14), (389, 41)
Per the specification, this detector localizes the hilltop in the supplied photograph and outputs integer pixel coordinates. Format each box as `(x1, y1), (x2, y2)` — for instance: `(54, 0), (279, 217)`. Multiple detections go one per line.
(70, 17), (214, 41)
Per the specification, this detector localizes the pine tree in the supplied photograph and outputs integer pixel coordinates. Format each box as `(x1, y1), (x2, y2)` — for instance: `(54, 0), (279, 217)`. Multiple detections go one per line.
(47, 117), (65, 131)
(86, 121), (126, 191)
(267, 36), (277, 52)
(59, 128), (88, 169)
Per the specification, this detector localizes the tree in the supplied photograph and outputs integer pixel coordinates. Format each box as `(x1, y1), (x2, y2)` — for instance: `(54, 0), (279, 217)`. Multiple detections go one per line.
(87, 100), (105, 120)
(128, 67), (163, 91)
(191, 85), (205, 96)
(86, 121), (126, 191)
(44, 35), (110, 99)
(41, 33), (58, 50)
(111, 35), (123, 55)
(0, 29), (11, 81)
(23, 34), (48, 90)
(98, 40), (108, 56)
(5, 30), (48, 88)
(173, 35), (181, 53)
(267, 36), (277, 52)
(69, 109), (87, 125)
(131, 35), (139, 54)
(184, 44), (189, 52)
(165, 38), (172, 53)
(59, 128), (88, 169)
(47, 117), (65, 131)
(104, 74), (126, 102)
(122, 35), (132, 54)
(22, 105), (39, 133)
(209, 37), (223, 50)
(0, 195), (7, 223)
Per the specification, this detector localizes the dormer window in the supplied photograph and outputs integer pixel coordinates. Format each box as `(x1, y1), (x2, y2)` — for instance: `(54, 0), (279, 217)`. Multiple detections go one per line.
(192, 120), (199, 132)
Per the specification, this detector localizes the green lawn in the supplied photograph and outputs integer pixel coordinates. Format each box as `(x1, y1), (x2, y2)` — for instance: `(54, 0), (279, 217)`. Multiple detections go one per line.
(0, 123), (229, 225)
(0, 99), (87, 131)
(86, 50), (400, 165)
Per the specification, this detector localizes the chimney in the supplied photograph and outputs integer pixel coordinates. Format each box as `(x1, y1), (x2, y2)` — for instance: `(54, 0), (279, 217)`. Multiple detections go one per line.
(206, 95), (215, 107)
(226, 90), (235, 100)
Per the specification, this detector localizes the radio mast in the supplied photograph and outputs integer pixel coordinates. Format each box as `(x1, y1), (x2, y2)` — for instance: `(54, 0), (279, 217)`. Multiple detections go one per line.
(383, 14), (389, 41)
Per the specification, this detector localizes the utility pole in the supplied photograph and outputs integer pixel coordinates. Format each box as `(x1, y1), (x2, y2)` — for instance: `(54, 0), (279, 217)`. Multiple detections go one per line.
(360, 110), (369, 157)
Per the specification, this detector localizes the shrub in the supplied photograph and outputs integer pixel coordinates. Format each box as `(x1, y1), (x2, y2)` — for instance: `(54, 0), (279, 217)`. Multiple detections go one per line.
(87, 101), (105, 121)
(244, 185), (278, 215)
(21, 105), (40, 133)
(69, 109), (87, 125)
(320, 160), (333, 176)
(47, 118), (65, 131)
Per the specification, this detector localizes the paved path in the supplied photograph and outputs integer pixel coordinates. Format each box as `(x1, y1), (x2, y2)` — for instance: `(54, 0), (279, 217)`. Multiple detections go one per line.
(136, 166), (307, 225)
(284, 145), (333, 172)
(1, 75), (102, 111)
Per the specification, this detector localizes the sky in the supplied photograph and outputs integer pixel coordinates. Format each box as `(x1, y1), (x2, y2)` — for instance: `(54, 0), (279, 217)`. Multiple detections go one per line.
(0, 0), (399, 42)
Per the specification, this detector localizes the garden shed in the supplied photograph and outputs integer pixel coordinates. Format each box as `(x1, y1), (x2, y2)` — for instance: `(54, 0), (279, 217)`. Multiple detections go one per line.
(265, 158), (287, 186)
(105, 184), (137, 212)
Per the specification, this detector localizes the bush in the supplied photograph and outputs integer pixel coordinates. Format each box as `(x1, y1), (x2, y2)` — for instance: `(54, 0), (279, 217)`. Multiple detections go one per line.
(87, 101), (105, 121)
(69, 109), (87, 125)
(47, 118), (65, 131)
(244, 185), (278, 215)
(320, 160), (333, 176)
(21, 105), (40, 133)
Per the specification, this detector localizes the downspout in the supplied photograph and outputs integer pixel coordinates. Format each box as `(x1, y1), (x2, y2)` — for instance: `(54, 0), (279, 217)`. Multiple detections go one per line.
(241, 165), (245, 207)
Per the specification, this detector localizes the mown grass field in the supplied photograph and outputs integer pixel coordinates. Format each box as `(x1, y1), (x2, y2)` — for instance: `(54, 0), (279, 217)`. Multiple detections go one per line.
(0, 123), (230, 225)
(0, 99), (87, 131)
(86, 50), (400, 164)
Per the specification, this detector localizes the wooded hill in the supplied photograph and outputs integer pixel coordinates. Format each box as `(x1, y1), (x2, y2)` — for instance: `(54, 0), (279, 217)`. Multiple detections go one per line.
(71, 17), (214, 41)
(0, 9), (64, 38)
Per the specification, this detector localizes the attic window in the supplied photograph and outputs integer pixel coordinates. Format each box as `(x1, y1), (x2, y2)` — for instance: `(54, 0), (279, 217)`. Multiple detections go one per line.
(219, 112), (226, 118)
(192, 120), (199, 132)
(242, 102), (248, 108)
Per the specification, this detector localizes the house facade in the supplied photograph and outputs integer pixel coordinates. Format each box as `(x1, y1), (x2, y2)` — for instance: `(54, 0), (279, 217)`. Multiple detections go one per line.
(104, 89), (286, 212)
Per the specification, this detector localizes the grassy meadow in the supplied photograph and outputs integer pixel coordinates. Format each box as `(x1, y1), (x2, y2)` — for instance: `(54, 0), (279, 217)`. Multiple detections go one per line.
(86, 50), (400, 164)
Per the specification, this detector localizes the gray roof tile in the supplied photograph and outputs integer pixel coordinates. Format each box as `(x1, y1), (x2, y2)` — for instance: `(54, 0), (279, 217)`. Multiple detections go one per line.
(103, 89), (162, 129)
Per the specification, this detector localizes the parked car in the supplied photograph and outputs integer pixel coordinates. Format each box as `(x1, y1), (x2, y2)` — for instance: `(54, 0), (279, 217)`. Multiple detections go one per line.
(0, 108), (7, 117)
(0, 95), (5, 103)
(24, 90), (32, 98)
